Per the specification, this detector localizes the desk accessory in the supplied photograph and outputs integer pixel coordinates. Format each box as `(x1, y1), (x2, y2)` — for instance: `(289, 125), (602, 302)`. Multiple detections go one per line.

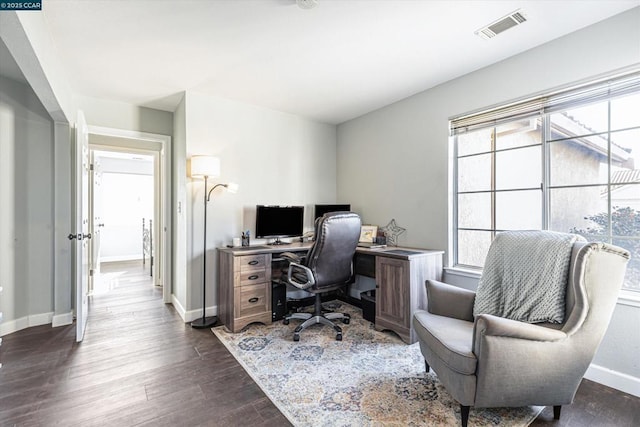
(359, 225), (378, 243)
(189, 155), (238, 329)
(380, 218), (406, 246)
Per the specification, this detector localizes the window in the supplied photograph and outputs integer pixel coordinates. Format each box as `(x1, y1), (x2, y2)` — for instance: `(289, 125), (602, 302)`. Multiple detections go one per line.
(451, 71), (640, 292)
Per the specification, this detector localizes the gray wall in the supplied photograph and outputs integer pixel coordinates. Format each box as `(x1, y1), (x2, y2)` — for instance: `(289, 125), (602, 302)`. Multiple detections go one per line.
(0, 75), (55, 331)
(337, 8), (640, 385)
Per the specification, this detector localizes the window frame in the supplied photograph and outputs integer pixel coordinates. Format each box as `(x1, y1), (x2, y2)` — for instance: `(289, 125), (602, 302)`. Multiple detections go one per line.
(450, 69), (640, 292)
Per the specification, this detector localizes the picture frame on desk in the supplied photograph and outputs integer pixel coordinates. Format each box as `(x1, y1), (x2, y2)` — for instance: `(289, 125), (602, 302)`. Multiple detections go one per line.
(359, 225), (378, 243)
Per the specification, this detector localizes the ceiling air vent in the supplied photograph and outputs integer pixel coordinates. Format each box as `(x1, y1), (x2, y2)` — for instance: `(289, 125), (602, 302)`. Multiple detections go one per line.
(476, 10), (527, 40)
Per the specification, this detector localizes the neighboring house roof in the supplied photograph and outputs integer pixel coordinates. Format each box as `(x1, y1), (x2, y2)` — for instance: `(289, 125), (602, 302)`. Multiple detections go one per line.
(551, 112), (631, 163)
(602, 169), (640, 197)
(612, 169), (640, 184)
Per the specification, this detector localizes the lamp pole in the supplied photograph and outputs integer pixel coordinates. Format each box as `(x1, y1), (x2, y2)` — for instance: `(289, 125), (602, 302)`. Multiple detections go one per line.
(191, 178), (226, 329)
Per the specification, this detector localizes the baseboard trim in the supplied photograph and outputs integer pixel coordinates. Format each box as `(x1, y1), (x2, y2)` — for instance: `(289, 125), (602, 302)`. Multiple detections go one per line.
(184, 305), (218, 323)
(585, 363), (640, 398)
(170, 295), (217, 323)
(0, 312), (54, 337)
(52, 312), (74, 327)
(171, 294), (187, 321)
(100, 255), (143, 263)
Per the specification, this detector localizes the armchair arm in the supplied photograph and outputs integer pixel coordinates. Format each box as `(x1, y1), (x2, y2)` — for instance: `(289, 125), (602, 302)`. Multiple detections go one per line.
(472, 314), (579, 408)
(287, 262), (316, 290)
(473, 314), (568, 351)
(426, 279), (475, 321)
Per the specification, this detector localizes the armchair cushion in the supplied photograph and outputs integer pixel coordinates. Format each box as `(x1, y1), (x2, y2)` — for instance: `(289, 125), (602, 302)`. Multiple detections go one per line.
(413, 310), (476, 375)
(473, 231), (584, 324)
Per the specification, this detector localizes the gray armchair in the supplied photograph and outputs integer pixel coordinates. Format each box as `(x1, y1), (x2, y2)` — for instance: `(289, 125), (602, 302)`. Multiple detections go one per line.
(412, 231), (630, 427)
(282, 211), (361, 341)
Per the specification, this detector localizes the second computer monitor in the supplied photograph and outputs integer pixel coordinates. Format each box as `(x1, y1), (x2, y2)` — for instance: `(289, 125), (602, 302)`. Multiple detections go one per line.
(314, 204), (351, 220)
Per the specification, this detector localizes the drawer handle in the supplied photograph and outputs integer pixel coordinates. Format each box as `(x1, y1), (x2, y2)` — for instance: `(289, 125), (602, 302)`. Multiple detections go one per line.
(248, 297), (259, 303)
(248, 275), (259, 280)
(248, 260), (259, 265)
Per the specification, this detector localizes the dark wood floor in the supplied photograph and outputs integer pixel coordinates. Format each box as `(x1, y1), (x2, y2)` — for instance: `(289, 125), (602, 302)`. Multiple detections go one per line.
(1, 261), (638, 426)
(0, 261), (289, 426)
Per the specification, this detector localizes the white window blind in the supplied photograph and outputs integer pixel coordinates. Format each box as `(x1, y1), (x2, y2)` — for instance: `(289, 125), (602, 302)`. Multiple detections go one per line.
(451, 70), (640, 136)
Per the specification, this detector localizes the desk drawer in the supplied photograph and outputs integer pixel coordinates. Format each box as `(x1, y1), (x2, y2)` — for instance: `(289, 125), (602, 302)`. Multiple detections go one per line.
(235, 284), (268, 318)
(240, 270), (267, 286)
(239, 254), (268, 271)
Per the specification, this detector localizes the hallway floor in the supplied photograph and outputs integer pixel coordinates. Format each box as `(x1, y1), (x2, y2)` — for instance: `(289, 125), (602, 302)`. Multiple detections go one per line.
(0, 261), (288, 426)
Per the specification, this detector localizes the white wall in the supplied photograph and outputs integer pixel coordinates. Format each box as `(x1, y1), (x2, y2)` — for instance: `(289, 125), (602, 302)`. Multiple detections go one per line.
(172, 94), (189, 311)
(0, 75), (55, 334)
(98, 170), (154, 262)
(337, 8), (640, 392)
(181, 90), (337, 313)
(96, 156), (154, 262)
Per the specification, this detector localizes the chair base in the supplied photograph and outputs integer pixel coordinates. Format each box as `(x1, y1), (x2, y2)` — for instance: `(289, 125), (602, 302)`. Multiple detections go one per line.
(283, 295), (350, 341)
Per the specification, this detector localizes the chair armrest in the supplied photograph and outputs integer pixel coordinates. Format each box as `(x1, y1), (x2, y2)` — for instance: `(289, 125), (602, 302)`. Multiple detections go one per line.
(473, 314), (567, 352)
(426, 279), (475, 321)
(287, 262), (315, 290)
(471, 314), (579, 407)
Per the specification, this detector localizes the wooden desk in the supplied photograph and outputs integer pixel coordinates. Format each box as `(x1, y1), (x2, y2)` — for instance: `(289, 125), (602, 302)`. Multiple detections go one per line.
(217, 243), (310, 333)
(355, 247), (443, 343)
(217, 243), (443, 343)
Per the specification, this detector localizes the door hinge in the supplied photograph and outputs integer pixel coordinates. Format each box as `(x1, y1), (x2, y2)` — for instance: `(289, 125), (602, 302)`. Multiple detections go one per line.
(90, 163), (94, 171)
(90, 269), (94, 277)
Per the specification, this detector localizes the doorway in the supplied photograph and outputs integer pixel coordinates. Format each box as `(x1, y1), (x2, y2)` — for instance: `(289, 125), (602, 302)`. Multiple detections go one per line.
(85, 126), (172, 304)
(89, 149), (156, 295)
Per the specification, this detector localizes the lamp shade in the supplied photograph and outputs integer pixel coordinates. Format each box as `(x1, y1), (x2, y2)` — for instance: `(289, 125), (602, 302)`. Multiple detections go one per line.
(190, 155), (220, 178)
(226, 182), (240, 194)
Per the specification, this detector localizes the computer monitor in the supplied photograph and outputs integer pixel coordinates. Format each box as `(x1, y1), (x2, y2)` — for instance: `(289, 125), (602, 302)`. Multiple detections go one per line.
(255, 205), (304, 245)
(314, 204), (351, 220)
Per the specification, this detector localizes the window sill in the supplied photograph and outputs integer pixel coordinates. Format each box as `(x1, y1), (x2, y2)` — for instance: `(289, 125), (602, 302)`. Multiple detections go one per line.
(618, 290), (640, 308)
(444, 266), (482, 280)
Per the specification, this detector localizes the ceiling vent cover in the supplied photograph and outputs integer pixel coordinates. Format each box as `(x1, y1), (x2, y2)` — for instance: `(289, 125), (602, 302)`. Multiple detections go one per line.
(476, 10), (527, 40)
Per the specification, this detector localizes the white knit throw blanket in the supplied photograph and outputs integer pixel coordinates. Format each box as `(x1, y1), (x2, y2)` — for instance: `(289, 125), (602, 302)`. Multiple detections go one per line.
(473, 231), (585, 324)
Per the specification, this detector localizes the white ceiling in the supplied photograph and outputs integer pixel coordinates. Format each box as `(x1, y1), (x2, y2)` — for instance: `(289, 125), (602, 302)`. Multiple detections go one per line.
(22, 1), (640, 124)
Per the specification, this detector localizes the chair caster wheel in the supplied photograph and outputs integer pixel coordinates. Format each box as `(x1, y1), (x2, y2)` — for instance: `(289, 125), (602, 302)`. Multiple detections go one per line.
(336, 333), (342, 341)
(342, 318), (350, 325)
(293, 333), (300, 342)
(283, 319), (289, 325)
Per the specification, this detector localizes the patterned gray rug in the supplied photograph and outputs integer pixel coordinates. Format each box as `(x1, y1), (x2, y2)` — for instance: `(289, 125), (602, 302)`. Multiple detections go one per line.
(212, 301), (542, 426)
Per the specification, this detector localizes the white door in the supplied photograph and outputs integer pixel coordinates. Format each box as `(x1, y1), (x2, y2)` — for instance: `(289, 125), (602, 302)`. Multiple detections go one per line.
(89, 153), (103, 294)
(75, 111), (90, 342)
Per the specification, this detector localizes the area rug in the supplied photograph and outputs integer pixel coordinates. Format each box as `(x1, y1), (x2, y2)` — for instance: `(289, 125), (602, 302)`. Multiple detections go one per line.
(212, 301), (543, 426)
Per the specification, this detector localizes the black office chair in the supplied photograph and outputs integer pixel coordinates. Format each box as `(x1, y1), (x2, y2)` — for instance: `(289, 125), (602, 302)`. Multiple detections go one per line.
(282, 212), (361, 341)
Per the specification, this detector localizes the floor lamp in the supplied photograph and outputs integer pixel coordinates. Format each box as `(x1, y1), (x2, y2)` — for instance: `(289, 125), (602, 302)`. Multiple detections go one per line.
(189, 155), (238, 329)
